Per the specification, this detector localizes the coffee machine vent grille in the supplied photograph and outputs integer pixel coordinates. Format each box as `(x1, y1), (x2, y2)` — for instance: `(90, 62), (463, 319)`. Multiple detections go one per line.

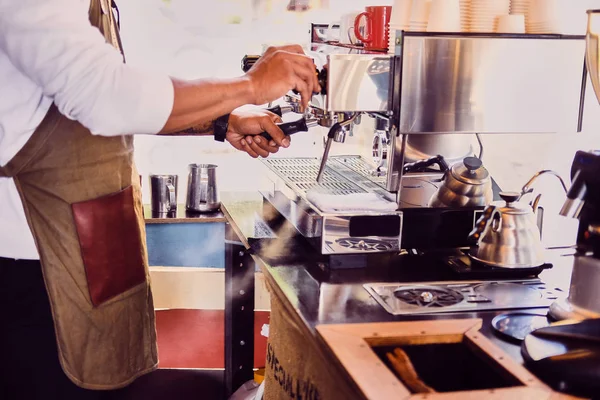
(264, 158), (366, 196)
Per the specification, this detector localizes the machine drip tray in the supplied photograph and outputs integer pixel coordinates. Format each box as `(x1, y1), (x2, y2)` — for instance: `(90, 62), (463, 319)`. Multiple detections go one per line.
(444, 251), (553, 280)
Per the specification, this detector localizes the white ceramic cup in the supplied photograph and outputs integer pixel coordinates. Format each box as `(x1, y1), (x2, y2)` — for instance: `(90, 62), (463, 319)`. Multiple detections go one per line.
(496, 14), (525, 33)
(427, 0), (461, 32)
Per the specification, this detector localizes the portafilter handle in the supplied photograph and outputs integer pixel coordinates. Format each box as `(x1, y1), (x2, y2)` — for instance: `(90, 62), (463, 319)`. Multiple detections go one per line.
(266, 104), (298, 117)
(266, 105), (283, 117)
(258, 117), (310, 142)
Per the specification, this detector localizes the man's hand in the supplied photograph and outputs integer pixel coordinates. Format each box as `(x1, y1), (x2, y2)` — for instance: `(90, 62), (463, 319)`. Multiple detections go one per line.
(226, 110), (291, 158)
(246, 45), (321, 109)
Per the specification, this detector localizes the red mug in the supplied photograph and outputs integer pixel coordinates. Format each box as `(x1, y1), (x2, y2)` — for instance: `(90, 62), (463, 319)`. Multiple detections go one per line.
(354, 6), (392, 51)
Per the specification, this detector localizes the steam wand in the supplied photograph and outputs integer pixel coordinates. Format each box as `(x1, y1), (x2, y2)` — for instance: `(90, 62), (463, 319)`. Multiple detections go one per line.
(316, 113), (358, 183)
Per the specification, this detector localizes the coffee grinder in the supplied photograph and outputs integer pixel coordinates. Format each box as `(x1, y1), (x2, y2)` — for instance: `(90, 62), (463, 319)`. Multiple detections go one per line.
(549, 150), (600, 320)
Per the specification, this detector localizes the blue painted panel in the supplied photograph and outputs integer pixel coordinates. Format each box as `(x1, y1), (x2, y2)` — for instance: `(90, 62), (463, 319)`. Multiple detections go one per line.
(145, 223), (225, 268)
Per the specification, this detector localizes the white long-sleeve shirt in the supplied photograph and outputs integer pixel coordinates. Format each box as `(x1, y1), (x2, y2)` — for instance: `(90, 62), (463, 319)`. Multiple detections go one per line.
(0, 0), (174, 260)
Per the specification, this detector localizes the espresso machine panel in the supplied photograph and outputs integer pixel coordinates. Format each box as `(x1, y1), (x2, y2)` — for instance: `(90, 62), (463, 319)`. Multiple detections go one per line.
(395, 33), (585, 134)
(326, 54), (391, 112)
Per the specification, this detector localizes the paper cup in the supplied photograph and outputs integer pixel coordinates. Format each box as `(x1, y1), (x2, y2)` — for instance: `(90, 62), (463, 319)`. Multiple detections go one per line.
(427, 0), (461, 32)
(497, 14), (525, 33)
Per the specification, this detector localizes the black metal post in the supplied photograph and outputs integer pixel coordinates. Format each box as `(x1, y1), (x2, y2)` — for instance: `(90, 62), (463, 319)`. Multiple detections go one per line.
(224, 222), (255, 398)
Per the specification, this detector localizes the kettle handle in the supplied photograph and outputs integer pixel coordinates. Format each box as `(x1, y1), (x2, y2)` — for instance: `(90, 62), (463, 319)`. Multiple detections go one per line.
(166, 183), (176, 211)
(403, 155), (449, 174)
(468, 205), (499, 244)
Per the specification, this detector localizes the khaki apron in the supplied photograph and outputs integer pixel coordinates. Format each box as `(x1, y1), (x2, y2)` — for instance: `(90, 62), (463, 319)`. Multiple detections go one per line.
(0, 0), (158, 390)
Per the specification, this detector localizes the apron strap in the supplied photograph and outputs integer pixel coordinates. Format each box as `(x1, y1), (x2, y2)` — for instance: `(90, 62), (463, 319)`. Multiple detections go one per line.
(89, 0), (125, 61)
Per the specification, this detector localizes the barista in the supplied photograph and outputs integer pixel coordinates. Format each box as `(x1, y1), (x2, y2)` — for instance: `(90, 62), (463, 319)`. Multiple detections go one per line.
(0, 0), (320, 399)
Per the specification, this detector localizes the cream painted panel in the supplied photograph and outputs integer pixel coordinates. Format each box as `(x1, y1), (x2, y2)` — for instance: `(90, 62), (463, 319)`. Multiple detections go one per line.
(149, 267), (271, 311)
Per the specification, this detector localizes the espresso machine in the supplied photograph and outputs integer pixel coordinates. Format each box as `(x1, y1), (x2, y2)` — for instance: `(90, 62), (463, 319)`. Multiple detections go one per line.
(245, 27), (586, 257)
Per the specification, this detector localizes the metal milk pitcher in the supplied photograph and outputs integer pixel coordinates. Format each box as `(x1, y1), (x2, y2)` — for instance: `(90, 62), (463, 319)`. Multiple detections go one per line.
(150, 174), (178, 213)
(186, 164), (220, 213)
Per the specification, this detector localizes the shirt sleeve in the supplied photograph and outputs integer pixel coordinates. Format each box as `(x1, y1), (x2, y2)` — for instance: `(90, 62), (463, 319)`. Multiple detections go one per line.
(0, 0), (174, 136)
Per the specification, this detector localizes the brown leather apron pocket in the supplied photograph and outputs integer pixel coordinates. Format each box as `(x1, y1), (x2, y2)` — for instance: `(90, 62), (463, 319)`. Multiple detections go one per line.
(72, 186), (146, 307)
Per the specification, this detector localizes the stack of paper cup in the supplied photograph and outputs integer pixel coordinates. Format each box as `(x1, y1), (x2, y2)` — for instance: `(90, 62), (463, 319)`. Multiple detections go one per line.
(389, 0), (413, 54)
(460, 0), (471, 32)
(469, 0), (510, 32)
(527, 0), (561, 34)
(496, 14), (525, 33)
(408, 0), (431, 31)
(427, 0), (461, 32)
(510, 0), (529, 15)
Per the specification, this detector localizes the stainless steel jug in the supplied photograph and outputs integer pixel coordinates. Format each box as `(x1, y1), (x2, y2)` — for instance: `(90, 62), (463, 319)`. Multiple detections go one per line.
(186, 164), (220, 213)
(468, 192), (544, 268)
(428, 156), (493, 208)
(150, 174), (178, 213)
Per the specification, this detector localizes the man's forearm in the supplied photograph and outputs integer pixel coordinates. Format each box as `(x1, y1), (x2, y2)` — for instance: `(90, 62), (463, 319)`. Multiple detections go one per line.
(159, 77), (255, 135)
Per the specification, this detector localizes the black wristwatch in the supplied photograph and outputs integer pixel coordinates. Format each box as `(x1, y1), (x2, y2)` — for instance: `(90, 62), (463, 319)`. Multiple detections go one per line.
(213, 114), (230, 142)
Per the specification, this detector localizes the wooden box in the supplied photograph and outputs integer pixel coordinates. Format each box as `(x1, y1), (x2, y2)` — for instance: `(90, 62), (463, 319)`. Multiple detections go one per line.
(316, 319), (578, 399)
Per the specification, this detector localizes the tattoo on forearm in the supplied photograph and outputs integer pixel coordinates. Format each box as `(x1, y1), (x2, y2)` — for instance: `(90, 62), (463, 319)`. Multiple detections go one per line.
(161, 120), (215, 136)
(182, 120), (214, 135)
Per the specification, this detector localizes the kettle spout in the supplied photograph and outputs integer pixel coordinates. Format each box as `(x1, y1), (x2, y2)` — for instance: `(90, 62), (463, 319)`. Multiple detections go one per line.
(520, 169), (569, 214)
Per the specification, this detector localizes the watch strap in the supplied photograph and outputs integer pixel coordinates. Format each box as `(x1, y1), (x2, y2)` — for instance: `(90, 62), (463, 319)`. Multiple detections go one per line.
(213, 114), (230, 142)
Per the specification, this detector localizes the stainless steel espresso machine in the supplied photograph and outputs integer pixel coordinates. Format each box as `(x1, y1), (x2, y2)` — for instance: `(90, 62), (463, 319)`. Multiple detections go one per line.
(244, 29), (586, 258)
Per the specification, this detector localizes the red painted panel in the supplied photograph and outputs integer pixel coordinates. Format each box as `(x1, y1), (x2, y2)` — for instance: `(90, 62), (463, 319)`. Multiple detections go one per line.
(155, 309), (270, 369)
